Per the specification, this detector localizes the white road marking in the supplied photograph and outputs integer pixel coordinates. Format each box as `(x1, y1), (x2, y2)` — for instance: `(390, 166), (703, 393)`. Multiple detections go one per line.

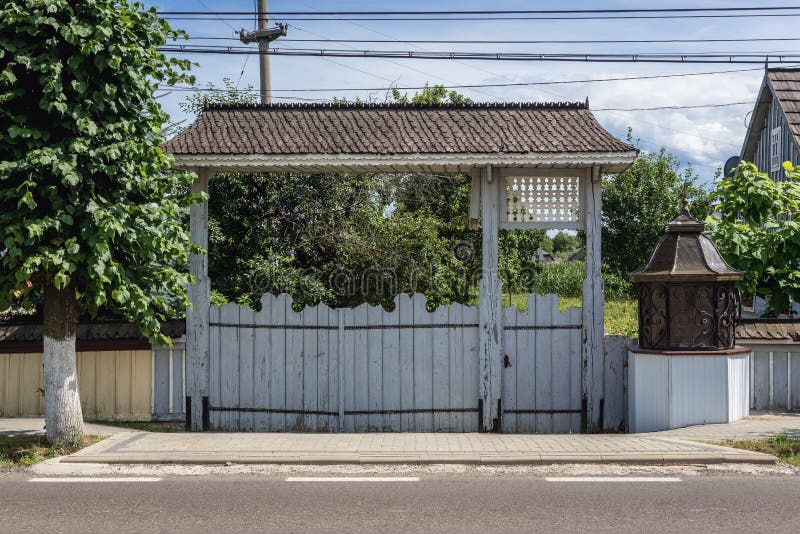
(545, 477), (681, 482)
(285, 477), (419, 482)
(30, 477), (162, 483)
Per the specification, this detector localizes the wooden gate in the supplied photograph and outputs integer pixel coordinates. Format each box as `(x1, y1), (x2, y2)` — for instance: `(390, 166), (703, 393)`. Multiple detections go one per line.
(501, 294), (583, 433)
(207, 292), (584, 433)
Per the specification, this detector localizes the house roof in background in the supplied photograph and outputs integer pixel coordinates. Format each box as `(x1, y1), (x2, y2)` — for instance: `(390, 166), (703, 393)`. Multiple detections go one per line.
(164, 102), (637, 173)
(736, 319), (800, 342)
(741, 68), (800, 161)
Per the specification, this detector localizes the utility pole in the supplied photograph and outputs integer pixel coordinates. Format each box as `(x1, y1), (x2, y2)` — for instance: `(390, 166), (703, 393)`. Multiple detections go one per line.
(238, 0), (287, 104)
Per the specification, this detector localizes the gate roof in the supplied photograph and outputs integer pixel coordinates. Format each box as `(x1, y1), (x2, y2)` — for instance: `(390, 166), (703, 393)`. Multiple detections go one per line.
(164, 102), (637, 173)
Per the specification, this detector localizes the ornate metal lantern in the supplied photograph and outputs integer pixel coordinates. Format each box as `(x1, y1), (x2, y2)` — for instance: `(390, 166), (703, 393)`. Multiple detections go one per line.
(630, 201), (744, 350)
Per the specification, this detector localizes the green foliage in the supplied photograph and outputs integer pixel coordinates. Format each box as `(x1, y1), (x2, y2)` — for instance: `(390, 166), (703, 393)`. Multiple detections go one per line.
(707, 161), (800, 316)
(602, 132), (710, 277)
(390, 83), (473, 105)
(179, 76), (258, 117)
(0, 434), (104, 467)
(0, 1), (199, 344)
(551, 231), (581, 255)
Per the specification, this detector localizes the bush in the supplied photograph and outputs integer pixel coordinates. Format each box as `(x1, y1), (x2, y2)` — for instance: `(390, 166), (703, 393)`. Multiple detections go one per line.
(527, 261), (635, 300)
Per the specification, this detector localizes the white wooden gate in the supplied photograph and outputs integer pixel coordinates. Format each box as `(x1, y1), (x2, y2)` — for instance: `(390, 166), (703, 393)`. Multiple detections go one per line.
(209, 293), (480, 432)
(207, 292), (584, 433)
(501, 294), (583, 433)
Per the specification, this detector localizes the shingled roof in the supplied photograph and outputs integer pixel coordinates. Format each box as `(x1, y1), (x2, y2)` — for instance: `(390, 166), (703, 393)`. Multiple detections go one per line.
(164, 102), (637, 173)
(742, 68), (800, 160)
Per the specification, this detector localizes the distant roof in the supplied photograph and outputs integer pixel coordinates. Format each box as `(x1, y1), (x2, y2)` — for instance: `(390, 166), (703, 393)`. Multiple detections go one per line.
(164, 102), (637, 173)
(736, 319), (800, 343)
(742, 68), (800, 160)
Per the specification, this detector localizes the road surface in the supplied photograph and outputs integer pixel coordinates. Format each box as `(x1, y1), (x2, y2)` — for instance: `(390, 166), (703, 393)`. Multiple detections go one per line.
(2, 472), (798, 532)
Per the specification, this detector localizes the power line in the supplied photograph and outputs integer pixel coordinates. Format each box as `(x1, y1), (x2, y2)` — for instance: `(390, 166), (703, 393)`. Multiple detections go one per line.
(185, 36), (800, 45)
(158, 7), (800, 15)
(158, 46), (800, 64)
(161, 13), (800, 22)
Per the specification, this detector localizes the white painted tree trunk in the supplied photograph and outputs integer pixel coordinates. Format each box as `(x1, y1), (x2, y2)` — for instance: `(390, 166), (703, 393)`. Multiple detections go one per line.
(43, 283), (84, 445)
(44, 333), (84, 444)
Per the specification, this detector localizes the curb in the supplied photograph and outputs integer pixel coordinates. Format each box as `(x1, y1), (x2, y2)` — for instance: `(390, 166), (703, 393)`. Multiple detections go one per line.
(60, 451), (778, 466)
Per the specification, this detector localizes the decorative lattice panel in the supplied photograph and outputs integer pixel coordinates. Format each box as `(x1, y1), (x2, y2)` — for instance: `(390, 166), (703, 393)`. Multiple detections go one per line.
(504, 175), (581, 225)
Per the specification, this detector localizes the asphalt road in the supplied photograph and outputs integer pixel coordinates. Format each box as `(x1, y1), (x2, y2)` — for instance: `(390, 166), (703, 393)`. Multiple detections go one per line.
(2, 473), (799, 533)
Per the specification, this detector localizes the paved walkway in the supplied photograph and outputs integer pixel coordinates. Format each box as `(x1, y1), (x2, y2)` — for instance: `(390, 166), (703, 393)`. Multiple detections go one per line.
(4, 413), (798, 466)
(0, 418), (135, 437)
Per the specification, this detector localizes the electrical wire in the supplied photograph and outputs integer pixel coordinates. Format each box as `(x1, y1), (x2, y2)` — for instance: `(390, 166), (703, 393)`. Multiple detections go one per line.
(157, 46), (800, 64)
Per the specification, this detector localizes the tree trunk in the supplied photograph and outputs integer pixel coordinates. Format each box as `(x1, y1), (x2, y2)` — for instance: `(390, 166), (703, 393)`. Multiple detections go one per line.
(43, 282), (84, 445)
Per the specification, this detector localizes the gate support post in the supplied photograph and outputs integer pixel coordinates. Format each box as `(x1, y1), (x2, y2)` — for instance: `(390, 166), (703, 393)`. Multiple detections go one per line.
(479, 165), (503, 431)
(582, 165), (604, 432)
(186, 167), (212, 431)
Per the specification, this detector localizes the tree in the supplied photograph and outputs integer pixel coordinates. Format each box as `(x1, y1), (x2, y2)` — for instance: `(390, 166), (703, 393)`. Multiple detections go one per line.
(0, 1), (197, 444)
(601, 132), (710, 277)
(551, 231), (580, 255)
(708, 161), (800, 316)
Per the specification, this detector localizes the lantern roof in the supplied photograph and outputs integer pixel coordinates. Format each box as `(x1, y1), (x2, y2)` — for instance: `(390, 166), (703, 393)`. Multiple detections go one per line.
(629, 201), (744, 283)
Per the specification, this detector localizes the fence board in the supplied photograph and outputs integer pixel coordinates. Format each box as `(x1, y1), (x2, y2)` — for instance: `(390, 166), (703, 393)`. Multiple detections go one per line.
(383, 298), (401, 432)
(398, 294), (415, 431)
(432, 305), (449, 432)
(303, 304), (319, 432)
(285, 296), (303, 431)
(413, 295), (433, 431)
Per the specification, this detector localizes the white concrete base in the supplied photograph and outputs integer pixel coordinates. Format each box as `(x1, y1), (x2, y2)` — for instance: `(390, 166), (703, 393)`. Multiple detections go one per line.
(628, 347), (750, 433)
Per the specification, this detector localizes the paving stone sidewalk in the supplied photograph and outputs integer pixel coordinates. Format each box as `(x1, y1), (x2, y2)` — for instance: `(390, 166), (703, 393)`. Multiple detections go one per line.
(4, 413), (797, 466)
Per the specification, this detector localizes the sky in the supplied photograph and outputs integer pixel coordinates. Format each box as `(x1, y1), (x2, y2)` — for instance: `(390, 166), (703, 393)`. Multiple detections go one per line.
(145, 0), (800, 185)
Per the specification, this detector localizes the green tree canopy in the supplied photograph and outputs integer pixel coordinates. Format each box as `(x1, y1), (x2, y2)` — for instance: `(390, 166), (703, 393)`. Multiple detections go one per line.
(708, 161), (800, 316)
(0, 0), (197, 443)
(601, 133), (710, 277)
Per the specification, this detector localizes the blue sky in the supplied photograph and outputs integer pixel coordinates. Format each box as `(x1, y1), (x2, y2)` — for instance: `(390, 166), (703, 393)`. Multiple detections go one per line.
(147, 1), (800, 184)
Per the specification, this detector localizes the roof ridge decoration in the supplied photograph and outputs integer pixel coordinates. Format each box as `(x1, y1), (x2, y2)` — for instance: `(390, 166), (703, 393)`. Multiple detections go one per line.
(201, 100), (589, 112)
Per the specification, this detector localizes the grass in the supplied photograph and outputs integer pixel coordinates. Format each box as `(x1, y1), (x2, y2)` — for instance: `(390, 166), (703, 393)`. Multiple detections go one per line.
(718, 433), (800, 467)
(502, 294), (638, 337)
(0, 434), (105, 468)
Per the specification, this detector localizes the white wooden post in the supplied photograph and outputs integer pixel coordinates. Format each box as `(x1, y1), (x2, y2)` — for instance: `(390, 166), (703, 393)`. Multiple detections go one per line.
(479, 165), (503, 431)
(582, 165), (604, 432)
(187, 168), (212, 430)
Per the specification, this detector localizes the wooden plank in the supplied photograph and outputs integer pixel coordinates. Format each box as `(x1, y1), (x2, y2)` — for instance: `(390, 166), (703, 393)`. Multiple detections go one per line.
(186, 168), (211, 430)
(582, 165), (604, 432)
(550, 296), (573, 433)
(269, 295), (287, 431)
(337, 308), (345, 431)
(208, 306), (221, 430)
(219, 303), (240, 430)
(479, 165), (503, 431)
(449, 303), (465, 432)
(535, 294), (554, 432)
(253, 296), (270, 430)
(77, 352), (95, 419)
(383, 297), (401, 432)
(115, 350), (132, 418)
(501, 304), (518, 433)
(131, 350), (152, 419)
(342, 307), (355, 432)
(238, 306), (255, 431)
(463, 305), (480, 432)
(285, 295), (304, 431)
(96, 350), (116, 419)
(20, 353), (41, 416)
(321, 305), (336, 432)
(152, 347), (170, 417)
(432, 304), (449, 431)
(303, 304), (319, 431)
(398, 294), (415, 431)
(352, 303), (370, 431)
(413, 294), (433, 431)
(367, 302), (383, 431)
(569, 303), (583, 433)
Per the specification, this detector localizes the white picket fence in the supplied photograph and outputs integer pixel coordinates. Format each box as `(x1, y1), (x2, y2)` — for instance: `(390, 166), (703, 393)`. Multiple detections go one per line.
(208, 293), (586, 432)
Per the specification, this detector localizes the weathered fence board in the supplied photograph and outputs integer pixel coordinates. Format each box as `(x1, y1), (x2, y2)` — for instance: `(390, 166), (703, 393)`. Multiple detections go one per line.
(747, 345), (800, 411)
(501, 294), (583, 433)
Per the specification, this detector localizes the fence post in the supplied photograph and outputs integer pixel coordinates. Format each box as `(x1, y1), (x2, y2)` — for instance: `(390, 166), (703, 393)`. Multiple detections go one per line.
(338, 309), (345, 431)
(479, 165), (503, 431)
(582, 165), (604, 433)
